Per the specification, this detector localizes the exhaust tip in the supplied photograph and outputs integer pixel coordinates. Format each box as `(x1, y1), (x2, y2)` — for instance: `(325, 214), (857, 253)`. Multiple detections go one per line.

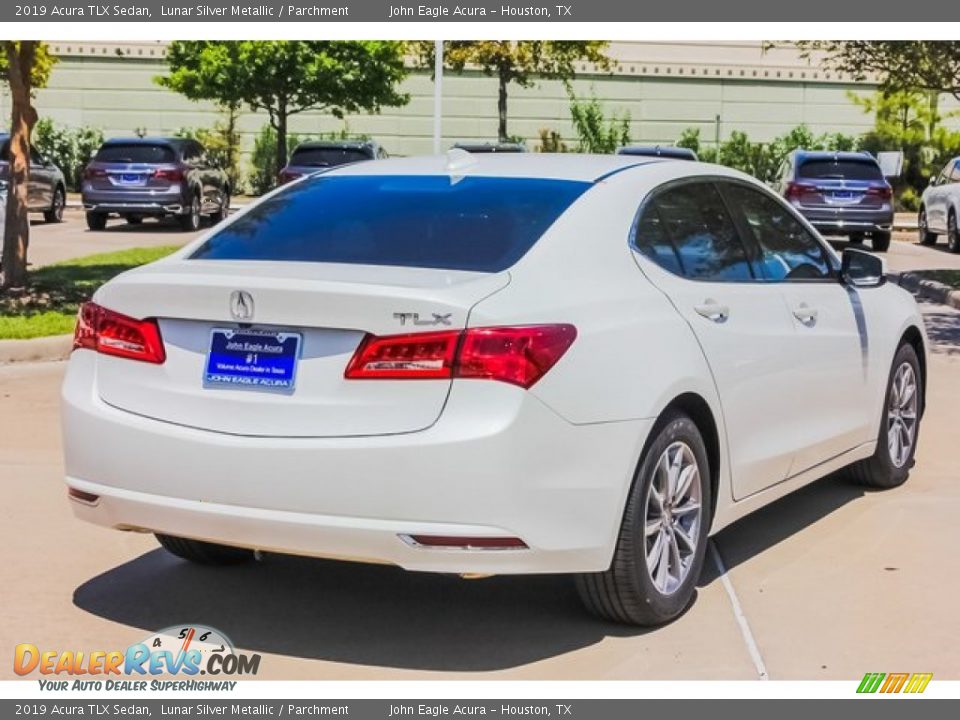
(67, 487), (100, 505)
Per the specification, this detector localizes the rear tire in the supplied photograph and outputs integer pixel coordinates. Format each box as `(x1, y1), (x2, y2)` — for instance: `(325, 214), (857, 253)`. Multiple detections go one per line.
(847, 343), (921, 489)
(872, 231), (891, 253)
(848, 232), (865, 245)
(44, 186), (65, 223)
(947, 211), (960, 254)
(210, 190), (230, 224)
(124, 215), (143, 226)
(178, 193), (201, 232)
(918, 207), (937, 245)
(576, 411), (711, 626)
(85, 211), (107, 231)
(155, 534), (254, 565)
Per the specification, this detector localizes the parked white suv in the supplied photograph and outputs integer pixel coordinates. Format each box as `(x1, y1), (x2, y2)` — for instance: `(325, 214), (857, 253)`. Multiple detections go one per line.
(919, 156), (960, 252)
(62, 153), (928, 626)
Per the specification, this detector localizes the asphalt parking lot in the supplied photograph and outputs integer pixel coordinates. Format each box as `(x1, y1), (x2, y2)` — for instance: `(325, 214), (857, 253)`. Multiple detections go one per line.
(1, 213), (959, 680)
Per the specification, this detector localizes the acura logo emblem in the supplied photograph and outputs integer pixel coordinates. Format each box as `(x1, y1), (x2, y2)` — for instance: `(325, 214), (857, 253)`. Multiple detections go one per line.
(229, 290), (254, 321)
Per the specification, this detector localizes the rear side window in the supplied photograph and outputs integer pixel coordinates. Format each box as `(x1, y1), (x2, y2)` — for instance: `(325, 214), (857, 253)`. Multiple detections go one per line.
(95, 144), (176, 164)
(644, 183), (754, 282)
(633, 207), (683, 276)
(191, 175), (589, 272)
(290, 147), (373, 168)
(797, 158), (883, 181)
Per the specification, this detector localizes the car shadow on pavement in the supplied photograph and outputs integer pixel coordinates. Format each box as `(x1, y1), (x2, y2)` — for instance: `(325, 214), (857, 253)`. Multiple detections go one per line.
(700, 474), (865, 585)
(73, 549), (655, 671)
(918, 300), (960, 355)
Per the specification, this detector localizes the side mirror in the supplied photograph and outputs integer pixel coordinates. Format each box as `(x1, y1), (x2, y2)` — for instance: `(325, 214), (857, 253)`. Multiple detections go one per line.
(841, 248), (886, 289)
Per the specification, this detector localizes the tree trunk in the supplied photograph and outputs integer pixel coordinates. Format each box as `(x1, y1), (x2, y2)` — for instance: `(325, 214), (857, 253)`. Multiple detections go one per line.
(275, 99), (288, 179)
(224, 101), (240, 192)
(2, 41), (38, 290)
(497, 71), (509, 143)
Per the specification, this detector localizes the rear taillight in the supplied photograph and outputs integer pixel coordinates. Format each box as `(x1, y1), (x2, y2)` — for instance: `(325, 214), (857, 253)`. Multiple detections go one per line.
(866, 185), (893, 200)
(83, 167), (106, 180)
(344, 324), (576, 389)
(785, 181), (817, 200)
(277, 169), (301, 185)
(154, 168), (184, 182)
(73, 302), (166, 364)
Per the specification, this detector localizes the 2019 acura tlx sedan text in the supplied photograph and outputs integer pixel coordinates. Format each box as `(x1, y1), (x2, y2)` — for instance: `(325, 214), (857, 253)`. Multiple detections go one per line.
(61, 152), (927, 625)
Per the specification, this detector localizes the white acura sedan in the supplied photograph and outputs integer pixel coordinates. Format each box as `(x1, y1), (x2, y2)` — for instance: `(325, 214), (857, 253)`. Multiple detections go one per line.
(62, 152), (927, 625)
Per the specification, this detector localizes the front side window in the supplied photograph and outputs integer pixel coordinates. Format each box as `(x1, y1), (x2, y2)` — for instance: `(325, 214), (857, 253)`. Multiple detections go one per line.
(723, 183), (833, 282)
(643, 182), (754, 282)
(950, 160), (960, 183)
(191, 175), (589, 273)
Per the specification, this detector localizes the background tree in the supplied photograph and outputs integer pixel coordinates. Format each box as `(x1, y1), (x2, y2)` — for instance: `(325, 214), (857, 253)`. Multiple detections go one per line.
(795, 42), (960, 101)
(158, 41), (409, 177)
(1, 41), (55, 289)
(414, 41), (613, 142)
(567, 86), (631, 153)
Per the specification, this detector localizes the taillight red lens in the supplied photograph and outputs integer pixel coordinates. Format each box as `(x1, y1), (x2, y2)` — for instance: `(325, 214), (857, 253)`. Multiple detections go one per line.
(83, 166), (106, 180)
(344, 324), (577, 389)
(867, 185), (893, 200)
(785, 181), (817, 200)
(344, 330), (460, 380)
(154, 168), (184, 182)
(73, 302), (166, 364)
(277, 169), (301, 185)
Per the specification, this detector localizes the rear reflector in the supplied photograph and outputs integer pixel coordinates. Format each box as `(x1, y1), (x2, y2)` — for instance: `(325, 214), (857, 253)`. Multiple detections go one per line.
(68, 488), (100, 504)
(405, 535), (528, 550)
(344, 324), (576, 389)
(74, 302), (166, 364)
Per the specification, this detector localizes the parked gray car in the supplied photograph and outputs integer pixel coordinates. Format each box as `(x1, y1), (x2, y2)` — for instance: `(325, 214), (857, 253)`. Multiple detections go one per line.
(0, 133), (67, 224)
(278, 140), (387, 185)
(773, 150), (894, 252)
(82, 137), (230, 231)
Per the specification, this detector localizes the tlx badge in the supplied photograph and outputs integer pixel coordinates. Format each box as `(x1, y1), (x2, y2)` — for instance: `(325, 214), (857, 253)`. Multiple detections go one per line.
(393, 312), (453, 327)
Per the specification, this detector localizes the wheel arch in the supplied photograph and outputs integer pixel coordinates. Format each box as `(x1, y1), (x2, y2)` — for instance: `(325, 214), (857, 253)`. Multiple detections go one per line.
(658, 392), (721, 521)
(900, 325), (927, 418)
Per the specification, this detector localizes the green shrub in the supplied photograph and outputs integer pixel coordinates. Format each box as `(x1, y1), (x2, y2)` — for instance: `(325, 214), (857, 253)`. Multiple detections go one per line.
(537, 128), (569, 153)
(33, 119), (104, 192)
(568, 87), (630, 154)
(248, 125), (306, 196)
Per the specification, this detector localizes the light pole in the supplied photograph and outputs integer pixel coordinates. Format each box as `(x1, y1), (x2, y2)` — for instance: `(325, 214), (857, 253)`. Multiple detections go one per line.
(433, 39), (444, 154)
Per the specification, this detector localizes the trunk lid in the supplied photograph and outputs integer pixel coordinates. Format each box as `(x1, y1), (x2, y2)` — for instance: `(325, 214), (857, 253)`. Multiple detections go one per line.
(94, 259), (509, 437)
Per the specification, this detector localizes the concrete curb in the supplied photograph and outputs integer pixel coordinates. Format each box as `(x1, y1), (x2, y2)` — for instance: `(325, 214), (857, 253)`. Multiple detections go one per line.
(0, 334), (72, 365)
(897, 272), (960, 311)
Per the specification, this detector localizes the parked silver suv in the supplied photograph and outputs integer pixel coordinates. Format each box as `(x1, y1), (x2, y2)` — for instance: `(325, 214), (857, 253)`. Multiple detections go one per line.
(0, 133), (67, 224)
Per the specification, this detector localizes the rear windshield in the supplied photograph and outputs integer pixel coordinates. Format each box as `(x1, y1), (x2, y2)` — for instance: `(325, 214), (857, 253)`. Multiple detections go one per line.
(798, 158), (883, 181)
(190, 175), (589, 272)
(95, 144), (177, 164)
(289, 147), (373, 168)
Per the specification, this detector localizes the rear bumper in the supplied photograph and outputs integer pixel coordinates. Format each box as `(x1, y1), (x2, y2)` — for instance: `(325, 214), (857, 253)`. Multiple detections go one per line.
(61, 351), (650, 574)
(793, 204), (894, 235)
(82, 186), (187, 215)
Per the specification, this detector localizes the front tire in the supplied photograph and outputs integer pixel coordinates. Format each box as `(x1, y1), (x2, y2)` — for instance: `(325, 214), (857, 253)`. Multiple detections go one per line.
(872, 231), (891, 253)
(947, 211), (960, 254)
(847, 343), (922, 489)
(44, 186), (65, 223)
(155, 534), (254, 565)
(576, 411), (711, 626)
(918, 208), (937, 245)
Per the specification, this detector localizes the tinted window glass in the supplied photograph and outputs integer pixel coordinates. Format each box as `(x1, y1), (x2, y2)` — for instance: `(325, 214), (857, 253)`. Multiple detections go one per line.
(95, 144), (176, 164)
(0, 138), (7, 161)
(797, 158), (883, 181)
(633, 207), (682, 276)
(191, 175), (589, 272)
(289, 147), (373, 168)
(652, 183), (754, 281)
(950, 161), (960, 182)
(724, 183), (832, 281)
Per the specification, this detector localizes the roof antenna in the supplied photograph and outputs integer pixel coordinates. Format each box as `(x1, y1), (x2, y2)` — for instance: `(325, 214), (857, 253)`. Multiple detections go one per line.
(445, 147), (477, 172)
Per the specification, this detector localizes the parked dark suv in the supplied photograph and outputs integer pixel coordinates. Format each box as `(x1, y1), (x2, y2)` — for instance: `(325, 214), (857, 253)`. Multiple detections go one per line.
(0, 133), (67, 223)
(278, 140), (386, 185)
(774, 150), (894, 252)
(617, 145), (698, 161)
(82, 137), (230, 231)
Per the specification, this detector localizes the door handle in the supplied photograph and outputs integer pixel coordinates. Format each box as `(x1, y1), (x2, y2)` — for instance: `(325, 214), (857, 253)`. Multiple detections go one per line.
(693, 300), (729, 323)
(792, 303), (818, 325)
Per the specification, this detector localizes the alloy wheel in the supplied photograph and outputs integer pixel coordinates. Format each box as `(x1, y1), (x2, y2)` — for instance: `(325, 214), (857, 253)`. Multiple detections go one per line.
(643, 441), (702, 595)
(887, 362), (918, 468)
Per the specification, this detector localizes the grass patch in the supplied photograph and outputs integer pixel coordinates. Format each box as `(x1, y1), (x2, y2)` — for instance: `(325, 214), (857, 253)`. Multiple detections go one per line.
(0, 246), (179, 340)
(915, 269), (960, 291)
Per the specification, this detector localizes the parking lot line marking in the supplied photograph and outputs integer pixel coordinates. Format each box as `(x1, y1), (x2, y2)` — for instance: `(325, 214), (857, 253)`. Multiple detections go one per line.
(709, 540), (769, 681)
